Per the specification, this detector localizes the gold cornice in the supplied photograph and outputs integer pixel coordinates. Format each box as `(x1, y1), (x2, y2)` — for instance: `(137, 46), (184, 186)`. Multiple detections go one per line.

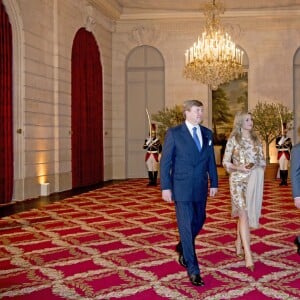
(88, 0), (121, 20)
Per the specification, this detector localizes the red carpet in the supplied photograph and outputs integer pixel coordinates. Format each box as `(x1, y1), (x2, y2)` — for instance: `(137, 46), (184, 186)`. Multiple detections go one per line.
(0, 178), (299, 299)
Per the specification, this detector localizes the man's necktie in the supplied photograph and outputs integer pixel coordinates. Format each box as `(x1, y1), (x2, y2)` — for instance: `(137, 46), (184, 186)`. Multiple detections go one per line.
(192, 127), (201, 151)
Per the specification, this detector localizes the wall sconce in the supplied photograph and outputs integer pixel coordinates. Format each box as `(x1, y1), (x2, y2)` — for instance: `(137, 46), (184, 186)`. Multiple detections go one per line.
(40, 182), (50, 196)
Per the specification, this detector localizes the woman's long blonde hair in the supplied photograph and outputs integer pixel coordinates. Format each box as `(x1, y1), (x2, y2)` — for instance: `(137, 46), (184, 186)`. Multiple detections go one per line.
(230, 111), (260, 145)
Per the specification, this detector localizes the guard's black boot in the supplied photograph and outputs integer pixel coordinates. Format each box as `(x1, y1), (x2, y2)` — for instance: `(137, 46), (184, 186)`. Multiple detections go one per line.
(279, 170), (285, 186)
(152, 171), (158, 186)
(147, 172), (153, 186)
(283, 170), (288, 186)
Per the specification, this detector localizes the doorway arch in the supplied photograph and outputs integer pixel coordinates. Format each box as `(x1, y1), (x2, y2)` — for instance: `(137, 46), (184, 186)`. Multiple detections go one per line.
(71, 28), (103, 188)
(126, 45), (165, 178)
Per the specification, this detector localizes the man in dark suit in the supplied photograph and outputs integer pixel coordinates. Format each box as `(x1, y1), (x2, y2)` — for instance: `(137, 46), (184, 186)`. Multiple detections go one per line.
(160, 99), (218, 286)
(291, 142), (300, 255)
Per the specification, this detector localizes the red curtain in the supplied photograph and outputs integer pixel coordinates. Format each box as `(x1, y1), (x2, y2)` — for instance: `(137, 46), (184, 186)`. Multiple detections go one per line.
(71, 28), (103, 188)
(0, 0), (13, 204)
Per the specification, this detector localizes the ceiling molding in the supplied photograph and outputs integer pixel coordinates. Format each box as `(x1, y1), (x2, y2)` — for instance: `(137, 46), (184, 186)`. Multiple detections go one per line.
(88, 0), (121, 20)
(118, 8), (300, 21)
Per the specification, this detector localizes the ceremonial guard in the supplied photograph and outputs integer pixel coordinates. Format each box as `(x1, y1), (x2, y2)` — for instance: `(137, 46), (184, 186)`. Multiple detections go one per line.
(143, 124), (162, 186)
(276, 123), (292, 186)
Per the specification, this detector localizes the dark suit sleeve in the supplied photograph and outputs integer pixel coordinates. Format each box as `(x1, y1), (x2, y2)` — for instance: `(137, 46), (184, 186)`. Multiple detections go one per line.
(206, 130), (218, 188)
(160, 128), (175, 190)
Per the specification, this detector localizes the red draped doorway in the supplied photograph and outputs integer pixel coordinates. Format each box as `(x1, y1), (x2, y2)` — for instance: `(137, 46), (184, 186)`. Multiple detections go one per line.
(0, 0), (13, 204)
(71, 28), (103, 188)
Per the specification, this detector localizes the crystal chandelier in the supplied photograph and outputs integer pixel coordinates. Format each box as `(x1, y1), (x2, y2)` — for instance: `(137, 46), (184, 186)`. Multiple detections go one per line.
(183, 0), (244, 90)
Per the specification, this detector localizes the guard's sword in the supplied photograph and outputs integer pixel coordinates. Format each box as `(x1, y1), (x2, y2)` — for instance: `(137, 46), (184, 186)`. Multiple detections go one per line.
(146, 108), (152, 137)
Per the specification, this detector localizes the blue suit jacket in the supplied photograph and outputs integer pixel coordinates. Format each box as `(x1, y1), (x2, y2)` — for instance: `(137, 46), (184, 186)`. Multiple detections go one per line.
(291, 143), (300, 198)
(160, 123), (218, 202)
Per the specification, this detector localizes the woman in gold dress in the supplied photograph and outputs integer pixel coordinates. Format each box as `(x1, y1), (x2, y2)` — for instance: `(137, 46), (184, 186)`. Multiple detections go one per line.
(222, 111), (266, 271)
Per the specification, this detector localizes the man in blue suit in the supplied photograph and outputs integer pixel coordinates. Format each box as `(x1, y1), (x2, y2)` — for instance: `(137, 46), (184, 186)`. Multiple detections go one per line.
(160, 99), (218, 286)
(291, 142), (300, 255)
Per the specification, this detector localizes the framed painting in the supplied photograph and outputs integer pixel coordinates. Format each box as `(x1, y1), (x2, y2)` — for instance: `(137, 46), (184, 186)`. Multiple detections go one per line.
(212, 73), (248, 164)
(212, 73), (248, 143)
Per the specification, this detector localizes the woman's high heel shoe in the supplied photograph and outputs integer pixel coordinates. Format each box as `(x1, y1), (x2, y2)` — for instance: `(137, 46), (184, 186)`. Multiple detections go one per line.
(235, 240), (244, 258)
(247, 265), (254, 272)
(246, 263), (254, 272)
(245, 253), (254, 271)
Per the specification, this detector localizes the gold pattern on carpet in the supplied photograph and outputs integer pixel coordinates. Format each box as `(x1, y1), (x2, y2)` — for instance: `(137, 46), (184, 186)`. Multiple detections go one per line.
(0, 178), (299, 299)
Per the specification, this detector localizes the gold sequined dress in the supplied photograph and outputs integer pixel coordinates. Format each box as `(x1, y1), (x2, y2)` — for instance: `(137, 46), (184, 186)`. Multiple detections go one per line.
(222, 136), (266, 227)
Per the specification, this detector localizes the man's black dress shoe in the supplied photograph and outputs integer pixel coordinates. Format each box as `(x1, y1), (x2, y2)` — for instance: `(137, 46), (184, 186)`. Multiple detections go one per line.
(175, 243), (182, 253)
(189, 274), (205, 286)
(176, 244), (187, 268)
(178, 253), (187, 268)
(294, 237), (300, 255)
